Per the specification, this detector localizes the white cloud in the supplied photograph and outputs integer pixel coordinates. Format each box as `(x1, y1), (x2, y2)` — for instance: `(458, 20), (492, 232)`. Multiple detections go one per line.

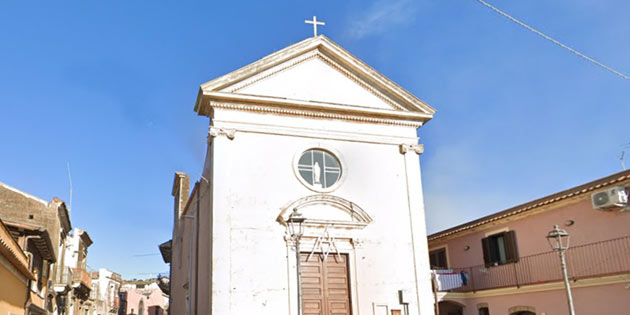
(346, 0), (417, 39)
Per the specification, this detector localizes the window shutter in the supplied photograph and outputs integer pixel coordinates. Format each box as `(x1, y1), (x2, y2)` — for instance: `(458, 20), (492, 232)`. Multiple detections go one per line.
(429, 248), (448, 269)
(438, 249), (447, 269)
(504, 230), (519, 263)
(429, 251), (437, 268)
(481, 237), (491, 267)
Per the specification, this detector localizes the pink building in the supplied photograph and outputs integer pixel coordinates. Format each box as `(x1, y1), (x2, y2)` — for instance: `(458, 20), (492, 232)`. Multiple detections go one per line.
(118, 288), (167, 315)
(428, 170), (630, 315)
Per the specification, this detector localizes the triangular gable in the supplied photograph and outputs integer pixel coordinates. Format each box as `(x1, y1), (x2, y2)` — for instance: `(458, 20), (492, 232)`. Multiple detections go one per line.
(195, 36), (435, 124)
(228, 52), (399, 111)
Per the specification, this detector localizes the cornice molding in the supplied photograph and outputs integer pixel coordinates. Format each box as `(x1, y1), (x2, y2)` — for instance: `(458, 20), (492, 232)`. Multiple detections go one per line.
(226, 49), (319, 93)
(211, 119), (418, 145)
(208, 101), (424, 128)
(277, 194), (373, 231)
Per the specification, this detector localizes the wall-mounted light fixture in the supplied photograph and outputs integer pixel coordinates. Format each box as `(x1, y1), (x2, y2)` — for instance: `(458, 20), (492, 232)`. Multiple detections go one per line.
(464, 245), (470, 251)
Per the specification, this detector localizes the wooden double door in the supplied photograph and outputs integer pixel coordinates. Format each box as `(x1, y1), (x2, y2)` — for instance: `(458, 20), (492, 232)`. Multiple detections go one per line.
(301, 253), (352, 315)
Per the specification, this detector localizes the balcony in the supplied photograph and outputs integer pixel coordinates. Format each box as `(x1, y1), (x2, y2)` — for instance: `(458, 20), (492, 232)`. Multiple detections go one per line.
(59, 267), (73, 286)
(435, 235), (630, 292)
(72, 268), (92, 290)
(54, 267), (74, 294)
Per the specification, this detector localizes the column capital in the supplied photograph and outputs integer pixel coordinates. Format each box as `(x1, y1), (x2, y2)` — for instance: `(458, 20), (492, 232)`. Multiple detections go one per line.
(209, 126), (236, 140)
(351, 238), (363, 248)
(399, 143), (424, 155)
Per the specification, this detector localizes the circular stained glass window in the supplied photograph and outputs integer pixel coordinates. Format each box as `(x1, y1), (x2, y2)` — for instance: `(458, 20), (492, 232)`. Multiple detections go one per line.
(297, 149), (341, 189)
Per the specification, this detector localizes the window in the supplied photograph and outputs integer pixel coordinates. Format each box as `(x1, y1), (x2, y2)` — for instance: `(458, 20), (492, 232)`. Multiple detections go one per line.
(479, 307), (490, 315)
(429, 248), (448, 269)
(297, 149), (341, 189)
(482, 231), (518, 267)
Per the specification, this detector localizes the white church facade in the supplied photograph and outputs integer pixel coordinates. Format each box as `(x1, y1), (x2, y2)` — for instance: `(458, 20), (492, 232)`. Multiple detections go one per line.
(163, 34), (437, 315)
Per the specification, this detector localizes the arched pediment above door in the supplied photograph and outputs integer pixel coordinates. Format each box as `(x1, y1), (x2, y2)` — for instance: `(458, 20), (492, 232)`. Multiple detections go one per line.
(277, 195), (373, 229)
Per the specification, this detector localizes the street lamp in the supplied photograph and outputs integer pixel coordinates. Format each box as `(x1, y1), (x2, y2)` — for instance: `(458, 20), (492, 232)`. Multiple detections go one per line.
(546, 225), (576, 315)
(287, 208), (306, 315)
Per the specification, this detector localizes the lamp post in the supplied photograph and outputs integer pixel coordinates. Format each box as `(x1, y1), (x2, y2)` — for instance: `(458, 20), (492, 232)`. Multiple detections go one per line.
(287, 208), (306, 315)
(546, 225), (576, 315)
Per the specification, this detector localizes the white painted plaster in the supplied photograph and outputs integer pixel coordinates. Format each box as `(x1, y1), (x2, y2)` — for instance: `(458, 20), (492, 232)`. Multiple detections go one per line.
(173, 37), (435, 315)
(237, 55), (394, 111)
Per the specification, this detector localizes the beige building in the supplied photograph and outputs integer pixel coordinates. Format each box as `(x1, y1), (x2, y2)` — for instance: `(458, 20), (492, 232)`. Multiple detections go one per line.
(0, 182), (73, 315)
(163, 34), (437, 314)
(0, 218), (35, 315)
(428, 170), (630, 315)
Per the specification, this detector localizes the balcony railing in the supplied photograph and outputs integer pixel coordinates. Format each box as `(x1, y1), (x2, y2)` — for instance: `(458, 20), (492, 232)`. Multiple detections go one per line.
(72, 268), (92, 290)
(56, 267), (73, 287)
(437, 235), (630, 292)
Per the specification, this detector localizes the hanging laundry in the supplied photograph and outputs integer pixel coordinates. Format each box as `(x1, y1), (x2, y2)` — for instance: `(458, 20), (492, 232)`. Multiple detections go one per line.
(432, 269), (468, 291)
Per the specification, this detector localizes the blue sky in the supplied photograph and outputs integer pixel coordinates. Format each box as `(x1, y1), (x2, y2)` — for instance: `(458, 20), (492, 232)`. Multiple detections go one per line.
(1, 0), (628, 279)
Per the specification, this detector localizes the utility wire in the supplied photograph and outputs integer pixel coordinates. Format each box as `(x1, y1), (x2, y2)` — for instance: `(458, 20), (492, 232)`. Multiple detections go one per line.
(132, 253), (161, 257)
(134, 272), (169, 275)
(476, 0), (630, 80)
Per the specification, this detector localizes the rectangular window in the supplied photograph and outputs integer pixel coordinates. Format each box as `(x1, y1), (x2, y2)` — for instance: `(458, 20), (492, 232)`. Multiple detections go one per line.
(479, 307), (490, 315)
(429, 247), (448, 269)
(482, 230), (518, 267)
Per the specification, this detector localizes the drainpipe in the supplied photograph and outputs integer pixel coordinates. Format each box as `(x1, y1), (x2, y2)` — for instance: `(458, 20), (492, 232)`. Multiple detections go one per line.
(195, 182), (201, 315)
(182, 214), (196, 315)
(23, 247), (34, 313)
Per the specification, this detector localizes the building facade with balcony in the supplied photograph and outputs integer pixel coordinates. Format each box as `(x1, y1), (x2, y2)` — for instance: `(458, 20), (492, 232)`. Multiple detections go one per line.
(0, 218), (36, 315)
(4, 220), (58, 315)
(63, 228), (93, 315)
(428, 170), (630, 315)
(0, 182), (73, 315)
(90, 268), (122, 315)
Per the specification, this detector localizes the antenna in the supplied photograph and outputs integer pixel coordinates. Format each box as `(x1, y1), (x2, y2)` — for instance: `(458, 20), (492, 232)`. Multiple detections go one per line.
(67, 162), (73, 213)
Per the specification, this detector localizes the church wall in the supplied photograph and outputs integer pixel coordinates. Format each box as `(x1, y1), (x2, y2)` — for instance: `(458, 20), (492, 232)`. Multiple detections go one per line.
(196, 148), (213, 315)
(169, 189), (194, 315)
(206, 108), (433, 314)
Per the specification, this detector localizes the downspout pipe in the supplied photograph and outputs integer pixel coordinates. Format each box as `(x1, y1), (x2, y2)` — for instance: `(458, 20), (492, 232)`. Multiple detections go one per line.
(182, 214), (196, 315)
(23, 238), (36, 314)
(195, 182), (201, 315)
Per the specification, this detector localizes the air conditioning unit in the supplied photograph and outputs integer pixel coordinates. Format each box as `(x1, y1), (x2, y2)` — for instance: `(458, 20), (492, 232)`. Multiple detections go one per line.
(591, 186), (628, 210)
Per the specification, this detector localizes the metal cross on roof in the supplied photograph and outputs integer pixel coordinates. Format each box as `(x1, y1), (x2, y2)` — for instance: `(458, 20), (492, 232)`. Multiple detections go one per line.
(305, 16), (325, 37)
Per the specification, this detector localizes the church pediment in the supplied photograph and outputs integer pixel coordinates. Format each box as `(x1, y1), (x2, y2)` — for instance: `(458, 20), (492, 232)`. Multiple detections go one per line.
(195, 36), (435, 125)
(277, 195), (373, 229)
(226, 50), (400, 111)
